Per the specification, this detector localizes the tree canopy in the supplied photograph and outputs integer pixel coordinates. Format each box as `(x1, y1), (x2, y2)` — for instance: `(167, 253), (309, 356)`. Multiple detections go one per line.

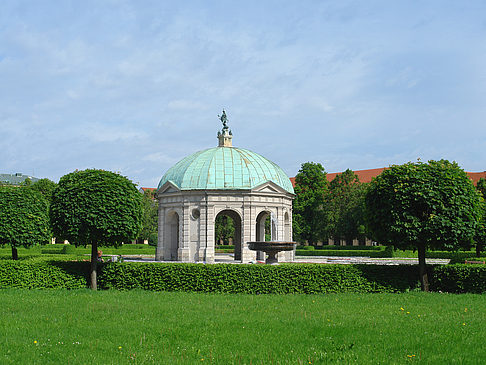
(29, 178), (57, 203)
(365, 160), (483, 290)
(474, 178), (486, 256)
(292, 162), (329, 244)
(0, 186), (50, 259)
(328, 169), (367, 243)
(215, 214), (235, 245)
(138, 190), (158, 245)
(50, 169), (143, 289)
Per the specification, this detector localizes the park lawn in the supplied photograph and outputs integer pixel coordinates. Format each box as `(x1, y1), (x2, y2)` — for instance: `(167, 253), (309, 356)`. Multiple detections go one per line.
(0, 290), (484, 364)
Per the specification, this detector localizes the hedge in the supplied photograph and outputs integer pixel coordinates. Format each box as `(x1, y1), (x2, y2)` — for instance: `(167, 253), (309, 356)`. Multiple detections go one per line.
(1, 260), (484, 293)
(297, 245), (384, 251)
(296, 248), (392, 258)
(97, 263), (421, 293)
(429, 264), (486, 293)
(0, 260), (88, 289)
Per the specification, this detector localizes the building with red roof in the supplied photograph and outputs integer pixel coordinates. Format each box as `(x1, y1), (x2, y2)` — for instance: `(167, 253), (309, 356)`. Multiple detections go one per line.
(290, 168), (486, 187)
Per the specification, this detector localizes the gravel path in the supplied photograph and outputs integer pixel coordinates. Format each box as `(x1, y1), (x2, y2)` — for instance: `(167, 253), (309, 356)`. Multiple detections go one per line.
(122, 254), (449, 265)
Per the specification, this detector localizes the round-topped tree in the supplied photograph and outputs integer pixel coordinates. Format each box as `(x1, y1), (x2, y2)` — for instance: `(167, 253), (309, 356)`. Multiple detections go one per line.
(156, 111), (295, 263)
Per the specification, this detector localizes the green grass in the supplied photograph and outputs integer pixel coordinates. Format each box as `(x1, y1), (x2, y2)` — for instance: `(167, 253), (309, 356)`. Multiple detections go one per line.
(0, 290), (484, 364)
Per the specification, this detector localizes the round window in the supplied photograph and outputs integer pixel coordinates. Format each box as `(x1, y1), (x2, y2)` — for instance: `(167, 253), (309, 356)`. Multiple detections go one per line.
(191, 209), (200, 219)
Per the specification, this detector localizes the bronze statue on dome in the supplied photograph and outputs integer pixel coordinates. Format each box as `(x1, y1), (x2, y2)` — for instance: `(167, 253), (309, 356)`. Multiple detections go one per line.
(218, 110), (228, 129)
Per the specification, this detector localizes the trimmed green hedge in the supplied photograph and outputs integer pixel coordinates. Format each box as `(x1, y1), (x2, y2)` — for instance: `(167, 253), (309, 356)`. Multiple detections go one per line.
(97, 263), (421, 293)
(214, 249), (235, 253)
(297, 245), (384, 251)
(296, 249), (391, 258)
(1, 260), (484, 293)
(430, 264), (486, 293)
(0, 260), (88, 289)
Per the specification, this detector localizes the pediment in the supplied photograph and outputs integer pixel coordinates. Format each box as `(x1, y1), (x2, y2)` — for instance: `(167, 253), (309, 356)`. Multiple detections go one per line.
(252, 181), (289, 194)
(157, 180), (181, 195)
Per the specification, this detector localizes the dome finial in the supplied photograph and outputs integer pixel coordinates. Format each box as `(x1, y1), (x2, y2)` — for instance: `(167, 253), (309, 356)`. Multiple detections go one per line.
(217, 109), (233, 147)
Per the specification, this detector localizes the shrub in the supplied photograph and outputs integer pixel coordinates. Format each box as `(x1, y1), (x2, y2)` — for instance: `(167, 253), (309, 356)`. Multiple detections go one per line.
(295, 249), (390, 258)
(62, 245), (77, 254)
(430, 264), (486, 293)
(316, 245), (384, 251)
(1, 260), (484, 294)
(215, 245), (234, 250)
(97, 263), (421, 293)
(41, 246), (65, 254)
(0, 260), (88, 289)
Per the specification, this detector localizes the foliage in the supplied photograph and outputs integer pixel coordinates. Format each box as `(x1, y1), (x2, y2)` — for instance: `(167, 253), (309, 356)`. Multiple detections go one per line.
(28, 178), (57, 203)
(1, 256), (485, 293)
(474, 177), (486, 256)
(51, 170), (143, 246)
(430, 264), (486, 293)
(365, 160), (483, 290)
(292, 162), (330, 244)
(0, 186), (50, 259)
(137, 190), (158, 244)
(296, 245), (383, 251)
(98, 262), (422, 293)
(0, 260), (88, 288)
(215, 214), (235, 244)
(295, 249), (391, 258)
(328, 169), (367, 242)
(50, 169), (143, 289)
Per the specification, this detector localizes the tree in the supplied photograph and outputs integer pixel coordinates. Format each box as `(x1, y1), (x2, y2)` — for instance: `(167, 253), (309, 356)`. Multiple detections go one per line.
(474, 178), (486, 257)
(50, 169), (143, 290)
(0, 186), (50, 259)
(293, 162), (330, 244)
(365, 160), (482, 291)
(328, 169), (367, 244)
(29, 178), (57, 203)
(138, 190), (158, 245)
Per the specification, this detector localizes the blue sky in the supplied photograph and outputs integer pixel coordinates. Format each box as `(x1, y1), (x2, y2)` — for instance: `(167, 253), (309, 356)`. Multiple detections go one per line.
(1, 0), (485, 187)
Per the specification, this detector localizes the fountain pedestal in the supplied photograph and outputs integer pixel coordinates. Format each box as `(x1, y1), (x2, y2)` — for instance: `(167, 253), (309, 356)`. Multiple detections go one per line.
(247, 241), (296, 264)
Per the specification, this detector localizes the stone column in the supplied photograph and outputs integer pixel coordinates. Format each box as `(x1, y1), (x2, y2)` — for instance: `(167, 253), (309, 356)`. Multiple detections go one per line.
(241, 201), (256, 263)
(178, 204), (191, 262)
(155, 206), (165, 261)
(205, 202), (215, 263)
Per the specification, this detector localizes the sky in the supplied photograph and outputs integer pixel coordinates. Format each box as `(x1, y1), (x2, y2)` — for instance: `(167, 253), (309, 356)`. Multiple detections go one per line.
(1, 0), (485, 188)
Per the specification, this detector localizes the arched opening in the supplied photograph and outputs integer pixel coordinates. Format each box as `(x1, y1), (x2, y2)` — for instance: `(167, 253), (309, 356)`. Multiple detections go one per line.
(284, 212), (290, 241)
(165, 211), (180, 260)
(215, 214), (235, 246)
(255, 211), (273, 261)
(215, 209), (242, 261)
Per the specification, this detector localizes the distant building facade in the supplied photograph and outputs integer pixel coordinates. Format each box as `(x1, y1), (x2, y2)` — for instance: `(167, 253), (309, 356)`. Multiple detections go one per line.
(0, 173), (40, 185)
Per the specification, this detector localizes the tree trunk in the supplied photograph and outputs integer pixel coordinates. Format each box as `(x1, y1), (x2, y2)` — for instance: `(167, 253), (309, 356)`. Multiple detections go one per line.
(476, 244), (482, 258)
(12, 247), (18, 260)
(417, 243), (429, 292)
(90, 243), (98, 290)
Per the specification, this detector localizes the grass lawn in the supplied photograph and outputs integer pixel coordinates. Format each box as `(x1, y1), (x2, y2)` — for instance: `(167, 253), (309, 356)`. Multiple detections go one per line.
(0, 290), (484, 364)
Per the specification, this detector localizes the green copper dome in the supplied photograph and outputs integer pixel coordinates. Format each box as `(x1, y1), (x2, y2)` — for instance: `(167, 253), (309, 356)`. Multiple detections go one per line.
(158, 146), (294, 193)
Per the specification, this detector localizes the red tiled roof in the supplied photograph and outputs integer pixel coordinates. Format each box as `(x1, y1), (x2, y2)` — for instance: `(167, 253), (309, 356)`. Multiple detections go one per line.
(140, 187), (156, 192)
(467, 172), (486, 185)
(290, 168), (486, 187)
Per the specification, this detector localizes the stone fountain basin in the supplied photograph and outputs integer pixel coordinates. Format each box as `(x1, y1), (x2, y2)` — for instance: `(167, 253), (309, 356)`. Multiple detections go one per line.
(247, 241), (296, 251)
(247, 241), (296, 264)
